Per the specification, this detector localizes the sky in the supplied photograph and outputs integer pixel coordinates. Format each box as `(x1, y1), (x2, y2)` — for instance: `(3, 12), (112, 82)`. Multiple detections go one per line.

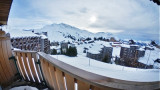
(6, 0), (159, 42)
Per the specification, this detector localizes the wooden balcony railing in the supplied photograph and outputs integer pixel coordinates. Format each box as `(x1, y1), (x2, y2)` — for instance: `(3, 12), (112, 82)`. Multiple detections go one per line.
(11, 50), (160, 90)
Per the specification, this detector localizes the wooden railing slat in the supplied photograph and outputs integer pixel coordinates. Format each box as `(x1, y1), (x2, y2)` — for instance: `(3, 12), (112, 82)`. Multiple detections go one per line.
(1, 40), (14, 78)
(65, 73), (75, 90)
(15, 55), (25, 80)
(92, 86), (117, 90)
(48, 64), (57, 90)
(40, 57), (50, 86)
(49, 65), (59, 90)
(0, 41), (12, 83)
(16, 52), (28, 80)
(77, 80), (90, 90)
(22, 53), (33, 82)
(6, 40), (17, 75)
(32, 53), (43, 81)
(27, 52), (39, 82)
(0, 61), (7, 85)
(43, 61), (54, 89)
(55, 68), (66, 90)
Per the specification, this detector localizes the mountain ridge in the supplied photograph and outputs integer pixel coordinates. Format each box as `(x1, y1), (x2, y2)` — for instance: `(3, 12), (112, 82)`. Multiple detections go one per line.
(35, 23), (113, 42)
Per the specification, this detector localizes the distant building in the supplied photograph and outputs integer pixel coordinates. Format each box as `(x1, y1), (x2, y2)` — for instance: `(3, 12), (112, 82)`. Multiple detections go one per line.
(101, 46), (113, 61)
(87, 52), (102, 60)
(86, 43), (113, 62)
(50, 46), (61, 54)
(120, 45), (145, 61)
(145, 46), (154, 50)
(11, 36), (41, 51)
(40, 35), (50, 54)
(11, 31), (50, 54)
(61, 42), (68, 53)
(111, 42), (122, 47)
(42, 32), (48, 36)
(51, 42), (59, 46)
(69, 43), (75, 47)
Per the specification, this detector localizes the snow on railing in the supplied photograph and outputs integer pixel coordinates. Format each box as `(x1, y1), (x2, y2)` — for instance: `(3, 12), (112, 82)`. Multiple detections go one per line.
(13, 50), (160, 90)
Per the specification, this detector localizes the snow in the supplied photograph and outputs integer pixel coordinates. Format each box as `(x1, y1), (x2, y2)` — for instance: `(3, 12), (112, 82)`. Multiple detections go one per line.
(51, 54), (160, 82)
(112, 47), (121, 57)
(34, 23), (113, 42)
(138, 47), (160, 68)
(87, 43), (103, 54)
(9, 29), (39, 38)
(121, 44), (130, 48)
(10, 86), (38, 90)
(40, 35), (48, 39)
(50, 46), (61, 50)
(138, 48), (145, 51)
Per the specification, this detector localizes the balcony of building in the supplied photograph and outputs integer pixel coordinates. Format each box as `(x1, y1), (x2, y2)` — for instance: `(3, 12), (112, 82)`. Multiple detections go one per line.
(0, 0), (159, 90)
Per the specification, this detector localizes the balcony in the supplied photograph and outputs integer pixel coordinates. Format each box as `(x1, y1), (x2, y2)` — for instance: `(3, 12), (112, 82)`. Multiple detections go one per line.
(0, 0), (160, 89)
(0, 30), (159, 90)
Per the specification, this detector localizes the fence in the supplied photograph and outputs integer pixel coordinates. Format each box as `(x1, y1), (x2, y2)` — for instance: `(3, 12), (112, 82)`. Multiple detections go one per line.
(12, 50), (160, 90)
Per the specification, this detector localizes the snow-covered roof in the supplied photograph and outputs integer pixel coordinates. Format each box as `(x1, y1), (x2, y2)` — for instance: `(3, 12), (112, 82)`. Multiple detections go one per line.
(130, 45), (139, 47)
(138, 48), (160, 69)
(87, 44), (103, 54)
(9, 30), (40, 38)
(50, 46), (60, 49)
(103, 43), (112, 47)
(121, 44), (130, 48)
(10, 30), (40, 38)
(138, 48), (145, 51)
(40, 34), (48, 39)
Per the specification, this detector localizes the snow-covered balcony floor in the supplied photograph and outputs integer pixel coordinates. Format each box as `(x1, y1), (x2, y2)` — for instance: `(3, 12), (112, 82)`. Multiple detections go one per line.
(51, 54), (160, 82)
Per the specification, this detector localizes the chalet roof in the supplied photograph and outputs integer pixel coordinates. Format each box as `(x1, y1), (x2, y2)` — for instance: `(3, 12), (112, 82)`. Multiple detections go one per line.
(0, 0), (13, 25)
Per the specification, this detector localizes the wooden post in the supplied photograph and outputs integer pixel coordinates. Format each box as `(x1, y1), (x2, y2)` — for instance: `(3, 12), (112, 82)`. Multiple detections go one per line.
(0, 30), (18, 87)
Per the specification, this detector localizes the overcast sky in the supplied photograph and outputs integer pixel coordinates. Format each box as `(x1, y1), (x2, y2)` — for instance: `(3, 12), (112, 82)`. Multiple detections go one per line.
(7, 0), (159, 42)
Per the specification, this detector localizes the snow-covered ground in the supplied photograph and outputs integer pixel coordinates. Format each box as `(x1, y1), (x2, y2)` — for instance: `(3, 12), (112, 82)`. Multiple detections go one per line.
(10, 86), (48, 90)
(10, 86), (38, 90)
(138, 47), (160, 68)
(51, 54), (160, 82)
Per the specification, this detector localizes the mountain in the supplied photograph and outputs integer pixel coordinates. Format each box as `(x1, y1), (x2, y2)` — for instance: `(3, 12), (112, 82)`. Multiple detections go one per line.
(34, 23), (113, 42)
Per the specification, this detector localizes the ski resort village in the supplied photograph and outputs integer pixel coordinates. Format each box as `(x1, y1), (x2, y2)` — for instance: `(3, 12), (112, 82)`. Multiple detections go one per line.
(9, 23), (160, 70)
(0, 0), (160, 90)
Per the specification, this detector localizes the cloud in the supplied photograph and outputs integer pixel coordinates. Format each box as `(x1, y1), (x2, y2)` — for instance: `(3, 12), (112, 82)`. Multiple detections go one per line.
(8, 0), (159, 41)
(79, 8), (88, 13)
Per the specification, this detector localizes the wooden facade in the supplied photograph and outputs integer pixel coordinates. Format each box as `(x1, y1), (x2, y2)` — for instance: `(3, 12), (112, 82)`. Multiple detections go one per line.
(0, 0), (12, 25)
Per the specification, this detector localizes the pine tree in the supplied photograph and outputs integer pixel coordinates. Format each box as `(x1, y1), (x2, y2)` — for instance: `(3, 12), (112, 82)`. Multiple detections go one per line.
(51, 49), (57, 55)
(102, 54), (110, 63)
(66, 46), (77, 57)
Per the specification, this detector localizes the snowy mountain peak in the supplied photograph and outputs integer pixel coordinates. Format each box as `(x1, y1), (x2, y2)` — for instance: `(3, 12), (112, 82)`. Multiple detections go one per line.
(35, 23), (113, 42)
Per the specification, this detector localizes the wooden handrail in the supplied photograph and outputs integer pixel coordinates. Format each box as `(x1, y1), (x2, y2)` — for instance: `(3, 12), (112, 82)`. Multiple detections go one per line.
(12, 50), (160, 90)
(38, 52), (160, 90)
